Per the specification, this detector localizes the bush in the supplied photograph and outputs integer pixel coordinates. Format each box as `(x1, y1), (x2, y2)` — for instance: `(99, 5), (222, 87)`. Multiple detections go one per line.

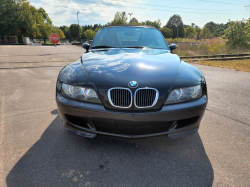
(200, 26), (212, 39)
(160, 27), (173, 38)
(244, 18), (250, 46)
(185, 26), (196, 39)
(223, 19), (249, 48)
(84, 29), (96, 39)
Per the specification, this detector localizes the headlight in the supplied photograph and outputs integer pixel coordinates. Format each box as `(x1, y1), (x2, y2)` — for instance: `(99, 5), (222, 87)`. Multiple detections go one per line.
(61, 83), (101, 104)
(165, 85), (202, 104)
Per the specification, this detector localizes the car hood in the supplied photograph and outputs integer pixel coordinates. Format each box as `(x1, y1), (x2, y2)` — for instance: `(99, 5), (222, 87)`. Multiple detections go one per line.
(82, 48), (181, 92)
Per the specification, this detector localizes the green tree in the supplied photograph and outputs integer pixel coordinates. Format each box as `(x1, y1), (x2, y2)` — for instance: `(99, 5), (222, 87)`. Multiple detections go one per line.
(185, 26), (196, 38)
(160, 27), (173, 38)
(84, 29), (96, 39)
(205, 24), (214, 34)
(51, 26), (59, 33)
(57, 29), (65, 39)
(36, 8), (53, 43)
(94, 27), (101, 33)
(200, 26), (212, 39)
(0, 0), (15, 40)
(29, 5), (43, 42)
(15, 1), (34, 43)
(204, 21), (225, 37)
(59, 26), (70, 39)
(38, 7), (52, 25)
(0, 1), (53, 43)
(223, 20), (248, 47)
(109, 11), (128, 25)
(166, 14), (185, 38)
(141, 20), (161, 29)
(69, 24), (80, 38)
(191, 23), (197, 28)
(245, 18), (250, 46)
(129, 17), (139, 24)
(0, 0), (30, 42)
(0, 0), (34, 42)
(93, 24), (102, 30)
(195, 26), (201, 33)
(152, 19), (161, 29)
(37, 23), (52, 43)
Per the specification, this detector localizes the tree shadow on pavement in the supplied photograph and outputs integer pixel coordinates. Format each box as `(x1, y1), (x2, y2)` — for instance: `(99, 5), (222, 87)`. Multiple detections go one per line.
(6, 110), (214, 187)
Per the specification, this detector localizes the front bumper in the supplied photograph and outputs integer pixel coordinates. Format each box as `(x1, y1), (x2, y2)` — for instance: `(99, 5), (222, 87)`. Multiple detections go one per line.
(56, 94), (207, 139)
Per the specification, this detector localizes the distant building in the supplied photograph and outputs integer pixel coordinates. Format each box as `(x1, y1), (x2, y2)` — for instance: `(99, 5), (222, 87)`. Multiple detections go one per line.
(1, 36), (30, 44)
(2, 36), (18, 43)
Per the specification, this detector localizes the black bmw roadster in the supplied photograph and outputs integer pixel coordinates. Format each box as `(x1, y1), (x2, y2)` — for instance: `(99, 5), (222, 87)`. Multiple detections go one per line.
(56, 25), (207, 139)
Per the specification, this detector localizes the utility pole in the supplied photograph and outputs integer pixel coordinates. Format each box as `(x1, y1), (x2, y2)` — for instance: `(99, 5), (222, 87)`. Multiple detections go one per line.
(128, 13), (133, 22)
(174, 23), (179, 38)
(245, 5), (250, 11)
(77, 11), (80, 43)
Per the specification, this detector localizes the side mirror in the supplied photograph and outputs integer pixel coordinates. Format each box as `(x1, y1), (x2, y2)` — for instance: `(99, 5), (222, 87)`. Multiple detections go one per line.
(169, 44), (177, 52)
(82, 43), (90, 52)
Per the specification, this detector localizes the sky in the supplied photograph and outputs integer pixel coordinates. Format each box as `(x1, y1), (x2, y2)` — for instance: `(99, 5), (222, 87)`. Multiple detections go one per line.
(29, 0), (250, 28)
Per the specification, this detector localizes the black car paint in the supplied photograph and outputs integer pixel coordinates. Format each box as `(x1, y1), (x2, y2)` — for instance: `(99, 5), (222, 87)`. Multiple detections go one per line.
(169, 43), (177, 52)
(56, 93), (206, 139)
(58, 48), (206, 112)
(56, 25), (207, 139)
(82, 43), (90, 52)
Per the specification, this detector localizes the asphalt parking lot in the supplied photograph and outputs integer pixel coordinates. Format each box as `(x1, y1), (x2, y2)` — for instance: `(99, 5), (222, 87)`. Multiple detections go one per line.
(0, 45), (249, 187)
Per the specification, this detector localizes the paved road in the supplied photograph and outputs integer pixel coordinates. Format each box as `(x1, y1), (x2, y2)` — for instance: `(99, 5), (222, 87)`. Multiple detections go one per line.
(0, 46), (249, 187)
(0, 45), (83, 69)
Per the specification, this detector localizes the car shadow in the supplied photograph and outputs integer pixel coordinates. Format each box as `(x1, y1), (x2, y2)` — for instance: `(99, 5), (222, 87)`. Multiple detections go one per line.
(6, 109), (214, 187)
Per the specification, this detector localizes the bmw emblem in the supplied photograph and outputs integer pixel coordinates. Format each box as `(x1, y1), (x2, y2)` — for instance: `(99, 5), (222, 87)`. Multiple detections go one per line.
(129, 81), (138, 88)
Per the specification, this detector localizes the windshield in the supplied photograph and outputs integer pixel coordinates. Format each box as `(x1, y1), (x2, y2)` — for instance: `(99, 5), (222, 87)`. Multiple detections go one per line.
(91, 27), (169, 50)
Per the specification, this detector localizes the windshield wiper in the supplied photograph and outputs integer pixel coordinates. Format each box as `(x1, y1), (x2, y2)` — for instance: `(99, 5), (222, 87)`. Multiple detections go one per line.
(124, 46), (144, 49)
(91, 46), (114, 49)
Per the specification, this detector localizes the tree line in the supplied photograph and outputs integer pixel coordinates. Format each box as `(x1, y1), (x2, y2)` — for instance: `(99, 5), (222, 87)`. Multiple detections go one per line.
(1, 0), (249, 47)
(62, 11), (250, 48)
(0, 0), (65, 43)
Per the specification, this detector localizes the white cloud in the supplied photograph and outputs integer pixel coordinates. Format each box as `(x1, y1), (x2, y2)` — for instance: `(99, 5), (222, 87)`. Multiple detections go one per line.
(30, 0), (249, 28)
(30, 0), (145, 26)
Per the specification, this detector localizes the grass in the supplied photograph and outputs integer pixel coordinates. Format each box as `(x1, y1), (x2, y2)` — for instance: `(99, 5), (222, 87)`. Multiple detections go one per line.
(166, 38), (199, 43)
(168, 37), (250, 73)
(176, 44), (249, 56)
(196, 59), (250, 73)
(167, 38), (250, 56)
(166, 37), (221, 43)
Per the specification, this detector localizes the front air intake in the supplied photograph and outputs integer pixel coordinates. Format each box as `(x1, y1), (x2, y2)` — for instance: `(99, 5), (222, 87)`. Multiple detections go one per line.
(108, 88), (132, 108)
(134, 88), (159, 108)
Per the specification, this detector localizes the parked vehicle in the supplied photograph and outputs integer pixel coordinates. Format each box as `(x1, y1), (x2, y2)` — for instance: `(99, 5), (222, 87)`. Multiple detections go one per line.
(56, 25), (208, 139)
